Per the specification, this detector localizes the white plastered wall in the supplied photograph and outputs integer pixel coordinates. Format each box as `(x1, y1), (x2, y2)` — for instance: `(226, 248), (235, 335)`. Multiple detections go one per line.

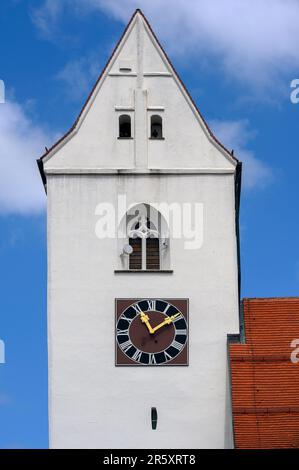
(47, 173), (239, 449)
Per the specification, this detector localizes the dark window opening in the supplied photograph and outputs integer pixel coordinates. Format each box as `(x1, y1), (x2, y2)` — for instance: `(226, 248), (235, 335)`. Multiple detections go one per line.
(146, 237), (160, 270)
(129, 237), (142, 270)
(151, 115), (163, 139)
(119, 114), (131, 138)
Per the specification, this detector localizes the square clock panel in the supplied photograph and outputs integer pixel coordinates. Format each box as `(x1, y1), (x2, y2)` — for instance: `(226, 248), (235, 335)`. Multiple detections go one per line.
(115, 298), (189, 366)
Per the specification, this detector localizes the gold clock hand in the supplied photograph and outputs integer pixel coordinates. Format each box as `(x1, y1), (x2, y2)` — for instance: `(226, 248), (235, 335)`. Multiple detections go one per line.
(151, 319), (168, 333)
(170, 312), (181, 321)
(152, 313), (181, 333)
(140, 312), (155, 334)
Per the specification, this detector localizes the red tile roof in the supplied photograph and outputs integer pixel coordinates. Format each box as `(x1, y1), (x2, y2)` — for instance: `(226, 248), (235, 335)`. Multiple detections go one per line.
(229, 298), (299, 448)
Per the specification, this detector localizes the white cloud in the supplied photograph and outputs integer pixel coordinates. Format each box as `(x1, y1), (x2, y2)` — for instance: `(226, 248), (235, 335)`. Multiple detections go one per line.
(32, 0), (299, 88)
(31, 0), (63, 39)
(56, 52), (103, 101)
(210, 119), (273, 189)
(0, 101), (54, 214)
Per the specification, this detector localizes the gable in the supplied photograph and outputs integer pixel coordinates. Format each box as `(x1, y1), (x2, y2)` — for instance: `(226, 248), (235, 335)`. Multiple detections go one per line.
(41, 9), (237, 176)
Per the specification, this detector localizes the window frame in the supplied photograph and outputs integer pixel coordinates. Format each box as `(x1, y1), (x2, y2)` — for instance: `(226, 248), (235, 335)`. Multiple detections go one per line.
(149, 114), (164, 140)
(128, 215), (160, 271)
(117, 203), (171, 273)
(118, 114), (133, 139)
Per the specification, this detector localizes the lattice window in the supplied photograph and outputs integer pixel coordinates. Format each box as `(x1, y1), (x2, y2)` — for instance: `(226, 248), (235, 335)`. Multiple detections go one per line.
(128, 213), (160, 270)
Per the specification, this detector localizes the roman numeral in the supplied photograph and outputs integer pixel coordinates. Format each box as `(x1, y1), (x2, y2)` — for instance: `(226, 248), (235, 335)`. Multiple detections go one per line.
(173, 313), (184, 322)
(149, 354), (156, 364)
(164, 351), (173, 361)
(122, 315), (134, 324)
(147, 300), (156, 311)
(132, 349), (143, 362)
(175, 329), (187, 335)
(117, 328), (129, 336)
(120, 340), (132, 352)
(132, 303), (142, 314)
(171, 340), (184, 351)
(163, 303), (171, 315)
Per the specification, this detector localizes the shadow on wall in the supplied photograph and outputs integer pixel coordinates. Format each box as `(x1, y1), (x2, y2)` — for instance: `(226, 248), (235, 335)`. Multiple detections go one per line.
(224, 351), (234, 449)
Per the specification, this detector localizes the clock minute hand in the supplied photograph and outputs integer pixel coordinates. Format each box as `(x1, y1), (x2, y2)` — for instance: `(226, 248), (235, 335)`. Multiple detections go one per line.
(152, 313), (181, 333)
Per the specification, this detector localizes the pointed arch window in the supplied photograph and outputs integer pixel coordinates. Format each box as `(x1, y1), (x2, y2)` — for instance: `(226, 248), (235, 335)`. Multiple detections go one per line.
(150, 115), (163, 139)
(117, 203), (170, 272)
(119, 114), (131, 138)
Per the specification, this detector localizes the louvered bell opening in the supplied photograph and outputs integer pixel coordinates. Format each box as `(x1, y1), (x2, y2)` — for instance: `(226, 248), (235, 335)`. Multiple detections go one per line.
(146, 238), (160, 270)
(129, 237), (142, 270)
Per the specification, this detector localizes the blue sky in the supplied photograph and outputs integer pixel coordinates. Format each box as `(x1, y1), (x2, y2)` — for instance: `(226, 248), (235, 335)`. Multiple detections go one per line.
(0, 0), (299, 448)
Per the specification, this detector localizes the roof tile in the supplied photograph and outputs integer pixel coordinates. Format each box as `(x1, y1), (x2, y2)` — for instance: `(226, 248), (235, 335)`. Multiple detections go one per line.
(229, 297), (299, 448)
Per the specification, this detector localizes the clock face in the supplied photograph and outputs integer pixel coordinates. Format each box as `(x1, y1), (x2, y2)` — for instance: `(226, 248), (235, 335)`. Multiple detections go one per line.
(115, 298), (188, 366)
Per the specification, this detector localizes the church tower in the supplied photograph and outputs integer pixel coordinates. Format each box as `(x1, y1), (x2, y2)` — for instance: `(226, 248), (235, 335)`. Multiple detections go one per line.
(38, 9), (241, 449)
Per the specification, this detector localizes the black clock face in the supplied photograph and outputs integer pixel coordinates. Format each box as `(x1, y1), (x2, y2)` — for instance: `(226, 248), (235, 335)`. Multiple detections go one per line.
(115, 299), (188, 366)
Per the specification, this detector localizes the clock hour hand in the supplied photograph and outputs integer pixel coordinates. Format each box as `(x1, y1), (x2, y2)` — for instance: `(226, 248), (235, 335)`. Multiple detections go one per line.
(140, 312), (155, 334)
(152, 313), (181, 333)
